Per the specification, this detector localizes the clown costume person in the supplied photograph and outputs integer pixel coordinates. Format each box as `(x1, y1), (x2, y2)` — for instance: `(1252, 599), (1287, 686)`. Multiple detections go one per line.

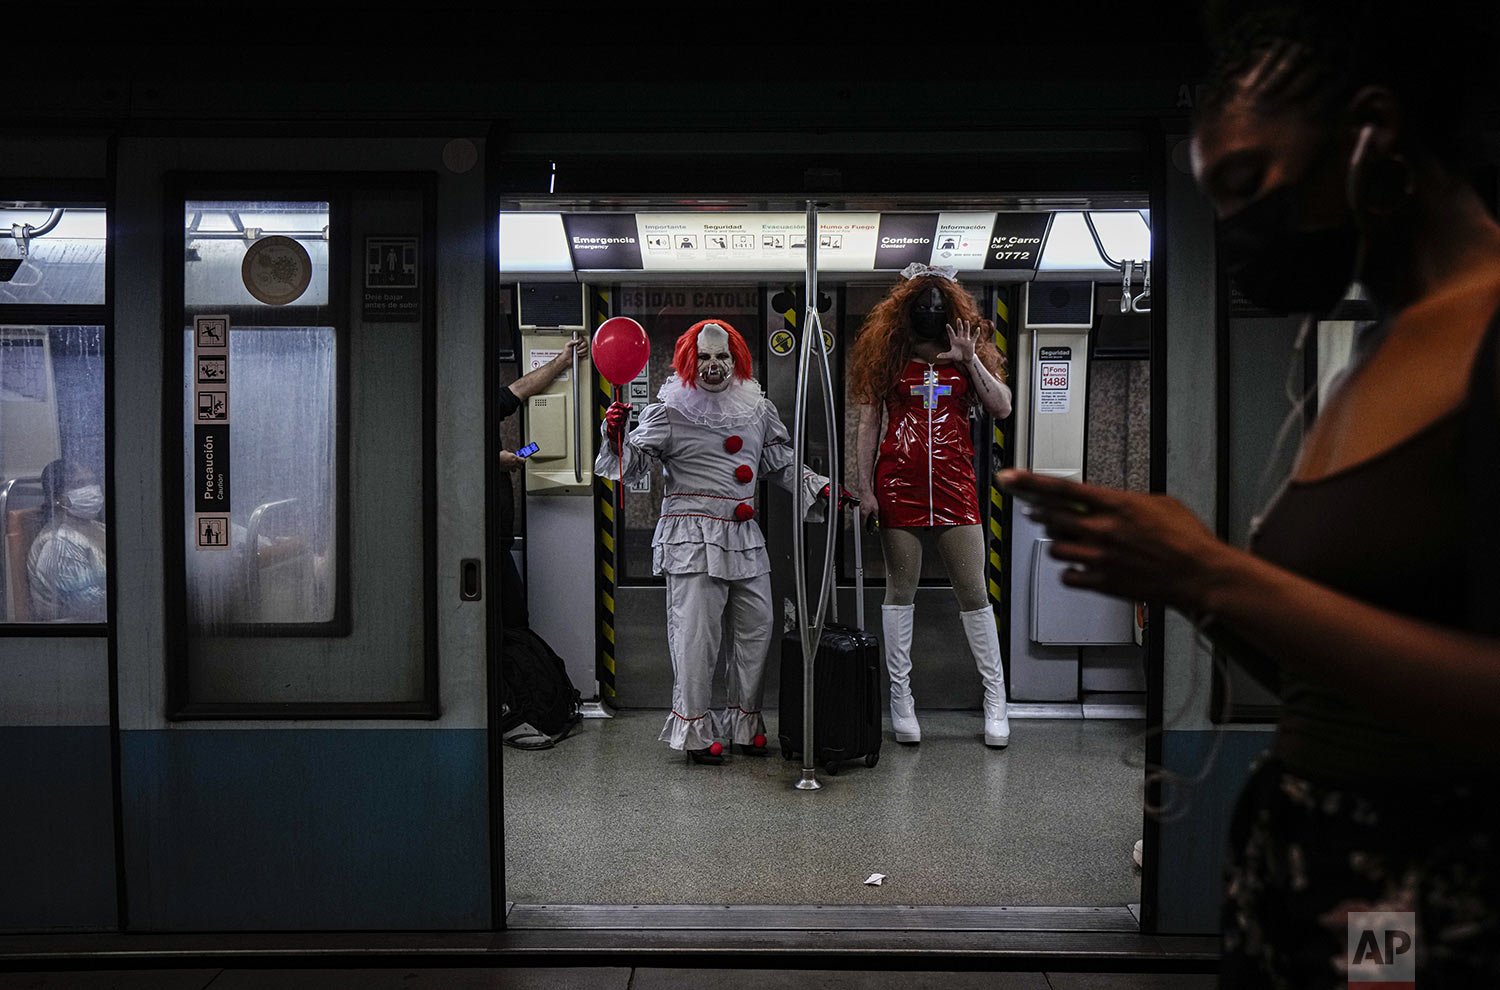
(596, 319), (830, 765)
(848, 264), (1013, 748)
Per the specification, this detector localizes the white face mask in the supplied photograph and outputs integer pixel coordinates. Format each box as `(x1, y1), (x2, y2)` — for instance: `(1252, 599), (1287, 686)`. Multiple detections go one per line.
(695, 324), (734, 392)
(61, 484), (104, 519)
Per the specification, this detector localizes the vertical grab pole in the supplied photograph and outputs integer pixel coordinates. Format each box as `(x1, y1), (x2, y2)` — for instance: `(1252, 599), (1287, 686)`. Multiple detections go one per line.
(572, 331), (583, 484)
(808, 310), (838, 628)
(793, 200), (823, 791)
(792, 203), (840, 788)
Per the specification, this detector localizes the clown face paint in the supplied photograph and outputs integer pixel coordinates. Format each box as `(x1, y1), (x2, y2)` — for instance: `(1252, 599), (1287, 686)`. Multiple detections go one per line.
(696, 323), (734, 392)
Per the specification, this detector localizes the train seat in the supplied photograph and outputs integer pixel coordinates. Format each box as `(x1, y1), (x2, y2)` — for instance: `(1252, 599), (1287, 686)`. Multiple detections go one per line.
(4, 505), (45, 622)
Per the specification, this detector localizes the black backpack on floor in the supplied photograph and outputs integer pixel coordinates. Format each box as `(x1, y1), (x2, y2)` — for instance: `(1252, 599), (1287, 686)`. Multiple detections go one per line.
(499, 626), (582, 749)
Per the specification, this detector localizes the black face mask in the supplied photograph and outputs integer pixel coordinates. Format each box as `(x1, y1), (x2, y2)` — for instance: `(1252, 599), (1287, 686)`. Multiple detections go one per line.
(1217, 182), (1360, 316)
(910, 312), (948, 340)
(909, 289), (949, 341)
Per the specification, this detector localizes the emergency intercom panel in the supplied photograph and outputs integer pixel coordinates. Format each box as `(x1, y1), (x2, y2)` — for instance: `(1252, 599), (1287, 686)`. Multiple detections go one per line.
(520, 328), (591, 495)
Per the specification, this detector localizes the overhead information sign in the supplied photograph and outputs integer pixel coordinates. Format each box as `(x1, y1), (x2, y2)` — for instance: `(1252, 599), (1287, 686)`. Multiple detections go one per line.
(500, 210), (1145, 276)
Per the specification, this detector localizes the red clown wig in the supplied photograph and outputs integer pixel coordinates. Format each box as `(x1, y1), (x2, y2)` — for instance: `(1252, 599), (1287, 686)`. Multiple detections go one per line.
(674, 318), (754, 386)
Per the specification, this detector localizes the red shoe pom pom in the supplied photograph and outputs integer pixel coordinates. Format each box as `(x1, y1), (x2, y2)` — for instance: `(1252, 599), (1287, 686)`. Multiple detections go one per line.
(753, 734), (766, 748)
(709, 742), (724, 756)
(734, 503), (755, 522)
(724, 435), (743, 453)
(735, 464), (754, 483)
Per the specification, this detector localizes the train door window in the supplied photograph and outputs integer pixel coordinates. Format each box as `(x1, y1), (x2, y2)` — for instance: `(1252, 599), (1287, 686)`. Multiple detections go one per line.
(612, 284), (764, 583)
(839, 281), (990, 583)
(0, 203), (108, 626)
(178, 199), (339, 631)
(166, 181), (436, 716)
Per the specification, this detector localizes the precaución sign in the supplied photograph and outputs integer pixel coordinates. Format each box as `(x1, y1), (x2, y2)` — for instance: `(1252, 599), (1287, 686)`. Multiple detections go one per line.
(193, 314), (232, 550)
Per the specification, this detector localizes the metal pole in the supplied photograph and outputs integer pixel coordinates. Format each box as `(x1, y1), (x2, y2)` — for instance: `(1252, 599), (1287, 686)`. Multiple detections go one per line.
(572, 332), (583, 484)
(793, 201), (821, 791)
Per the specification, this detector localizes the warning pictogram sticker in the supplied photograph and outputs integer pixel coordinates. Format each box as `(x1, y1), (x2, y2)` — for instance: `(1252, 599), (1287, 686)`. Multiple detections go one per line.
(196, 355), (228, 384)
(196, 390), (229, 422)
(195, 317), (228, 348)
(769, 329), (796, 356)
(197, 516), (231, 550)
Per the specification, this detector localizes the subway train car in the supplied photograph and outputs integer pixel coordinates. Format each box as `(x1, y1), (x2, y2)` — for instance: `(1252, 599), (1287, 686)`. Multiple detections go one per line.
(5, 18), (1477, 969)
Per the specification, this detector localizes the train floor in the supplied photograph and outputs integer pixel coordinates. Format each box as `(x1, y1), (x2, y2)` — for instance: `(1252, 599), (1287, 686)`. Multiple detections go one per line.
(503, 710), (1146, 907)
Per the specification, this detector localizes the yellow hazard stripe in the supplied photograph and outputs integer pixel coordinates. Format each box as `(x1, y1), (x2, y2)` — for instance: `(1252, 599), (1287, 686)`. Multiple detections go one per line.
(990, 519), (1003, 541)
(604, 624), (615, 645)
(988, 579), (1002, 601)
(602, 530), (614, 553)
(989, 550), (1002, 570)
(602, 561), (614, 584)
(601, 500), (614, 524)
(991, 489), (1004, 510)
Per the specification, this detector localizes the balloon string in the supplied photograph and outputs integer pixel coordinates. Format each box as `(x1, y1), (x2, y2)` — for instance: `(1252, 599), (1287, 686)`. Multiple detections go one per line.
(615, 384), (624, 514)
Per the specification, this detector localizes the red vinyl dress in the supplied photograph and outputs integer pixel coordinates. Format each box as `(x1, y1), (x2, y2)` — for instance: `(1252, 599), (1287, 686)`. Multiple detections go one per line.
(874, 359), (981, 528)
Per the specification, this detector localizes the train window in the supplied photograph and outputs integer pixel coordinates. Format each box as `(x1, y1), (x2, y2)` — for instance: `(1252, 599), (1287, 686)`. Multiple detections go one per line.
(0, 207), (107, 306)
(173, 198), (344, 634)
(1, 201), (109, 628)
(840, 283), (993, 584)
(184, 202), (331, 309)
(0, 325), (107, 624)
(178, 324), (337, 625)
(613, 284), (764, 583)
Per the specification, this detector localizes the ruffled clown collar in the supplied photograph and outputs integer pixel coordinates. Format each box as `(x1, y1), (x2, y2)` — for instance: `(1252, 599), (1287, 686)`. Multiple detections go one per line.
(657, 374), (766, 428)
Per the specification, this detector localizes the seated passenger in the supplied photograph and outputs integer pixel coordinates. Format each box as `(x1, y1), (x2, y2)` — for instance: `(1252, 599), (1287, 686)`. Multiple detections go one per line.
(27, 459), (107, 622)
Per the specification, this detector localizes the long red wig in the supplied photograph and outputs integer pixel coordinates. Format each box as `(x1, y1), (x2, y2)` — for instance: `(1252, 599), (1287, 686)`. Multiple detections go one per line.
(848, 275), (1005, 405)
(674, 318), (754, 386)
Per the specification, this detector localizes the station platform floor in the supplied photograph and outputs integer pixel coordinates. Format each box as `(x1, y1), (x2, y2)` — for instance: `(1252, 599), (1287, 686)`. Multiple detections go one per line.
(0, 968), (1219, 989)
(503, 710), (1146, 906)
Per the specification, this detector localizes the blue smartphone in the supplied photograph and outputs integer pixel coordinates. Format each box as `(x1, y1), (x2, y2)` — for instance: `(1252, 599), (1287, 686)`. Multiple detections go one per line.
(517, 442), (540, 459)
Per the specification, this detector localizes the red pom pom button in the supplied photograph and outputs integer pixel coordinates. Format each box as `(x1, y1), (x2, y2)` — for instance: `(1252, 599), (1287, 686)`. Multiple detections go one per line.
(735, 464), (754, 484)
(708, 742), (724, 756)
(752, 733), (766, 748)
(734, 503), (755, 522)
(724, 435), (743, 453)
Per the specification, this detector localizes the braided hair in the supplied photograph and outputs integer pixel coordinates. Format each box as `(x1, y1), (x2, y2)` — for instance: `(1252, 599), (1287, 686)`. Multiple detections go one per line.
(1197, 0), (1494, 183)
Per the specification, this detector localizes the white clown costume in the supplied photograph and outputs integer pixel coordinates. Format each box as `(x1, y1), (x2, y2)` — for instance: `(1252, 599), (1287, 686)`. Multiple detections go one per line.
(595, 320), (826, 755)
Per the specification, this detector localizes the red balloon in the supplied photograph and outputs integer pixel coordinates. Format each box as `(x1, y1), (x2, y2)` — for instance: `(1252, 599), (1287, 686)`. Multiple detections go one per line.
(592, 317), (650, 386)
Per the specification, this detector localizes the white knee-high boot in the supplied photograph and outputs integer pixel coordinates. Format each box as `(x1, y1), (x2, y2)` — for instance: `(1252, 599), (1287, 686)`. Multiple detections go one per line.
(881, 604), (920, 743)
(960, 605), (1009, 747)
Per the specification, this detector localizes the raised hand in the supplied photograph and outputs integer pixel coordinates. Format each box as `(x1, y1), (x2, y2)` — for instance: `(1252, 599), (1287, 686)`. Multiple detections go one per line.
(935, 317), (980, 364)
(604, 401), (632, 444)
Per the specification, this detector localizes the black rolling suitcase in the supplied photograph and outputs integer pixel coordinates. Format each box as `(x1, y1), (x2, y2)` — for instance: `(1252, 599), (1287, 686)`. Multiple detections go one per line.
(778, 507), (881, 774)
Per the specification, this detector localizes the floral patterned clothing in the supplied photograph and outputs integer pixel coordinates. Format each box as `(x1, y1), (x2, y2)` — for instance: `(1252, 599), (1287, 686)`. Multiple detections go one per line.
(1221, 750), (1500, 987)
